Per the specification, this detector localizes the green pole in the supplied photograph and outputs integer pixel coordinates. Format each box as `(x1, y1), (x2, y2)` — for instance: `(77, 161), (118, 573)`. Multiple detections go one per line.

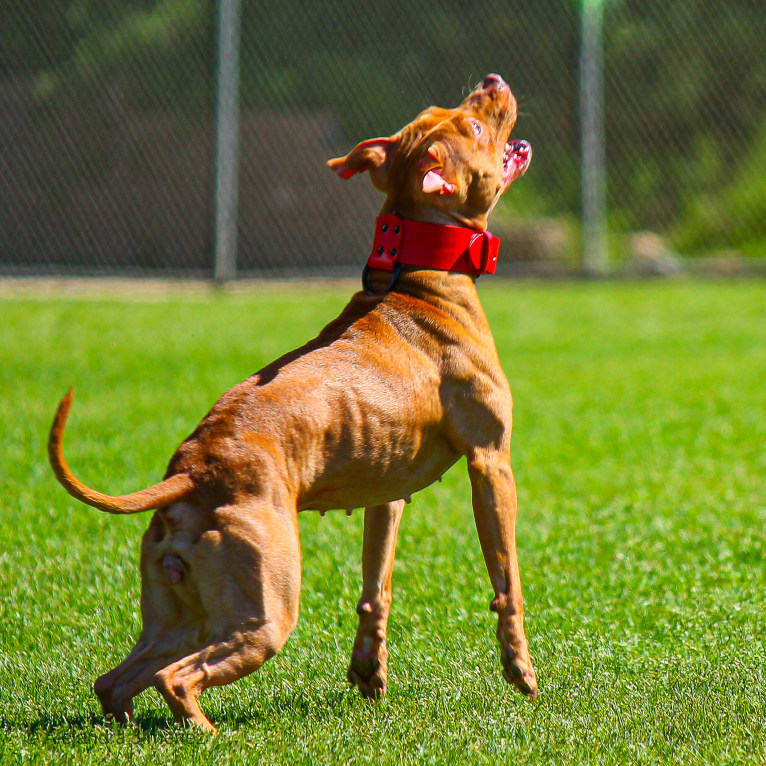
(213, 0), (242, 283)
(580, 0), (607, 275)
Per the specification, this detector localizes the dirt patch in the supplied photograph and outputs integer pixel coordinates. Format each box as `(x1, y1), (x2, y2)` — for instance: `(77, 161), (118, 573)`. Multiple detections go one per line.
(0, 276), (359, 300)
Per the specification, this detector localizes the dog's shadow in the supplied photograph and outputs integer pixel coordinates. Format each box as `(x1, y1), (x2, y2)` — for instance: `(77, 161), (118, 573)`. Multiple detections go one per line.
(215, 686), (367, 729)
(17, 711), (174, 738)
(15, 687), (367, 739)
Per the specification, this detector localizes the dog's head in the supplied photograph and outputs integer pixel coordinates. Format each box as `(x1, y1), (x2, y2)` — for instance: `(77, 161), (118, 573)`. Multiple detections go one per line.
(328, 74), (531, 230)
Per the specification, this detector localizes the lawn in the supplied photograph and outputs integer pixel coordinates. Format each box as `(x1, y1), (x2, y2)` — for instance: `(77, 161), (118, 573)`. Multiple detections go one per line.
(0, 279), (764, 764)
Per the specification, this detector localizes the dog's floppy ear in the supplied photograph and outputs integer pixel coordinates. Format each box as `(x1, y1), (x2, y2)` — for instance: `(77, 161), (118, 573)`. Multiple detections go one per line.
(327, 137), (397, 187)
(421, 142), (456, 196)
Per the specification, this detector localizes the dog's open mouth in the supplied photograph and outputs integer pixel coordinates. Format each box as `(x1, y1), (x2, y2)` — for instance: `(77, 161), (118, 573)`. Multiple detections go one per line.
(502, 139), (532, 184)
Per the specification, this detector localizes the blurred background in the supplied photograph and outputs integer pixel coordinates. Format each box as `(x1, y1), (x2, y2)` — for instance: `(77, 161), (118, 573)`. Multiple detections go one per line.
(2, 0), (765, 279)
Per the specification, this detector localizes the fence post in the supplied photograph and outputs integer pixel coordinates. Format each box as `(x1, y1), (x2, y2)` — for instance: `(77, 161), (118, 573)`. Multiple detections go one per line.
(213, 0), (242, 283)
(579, 0), (607, 275)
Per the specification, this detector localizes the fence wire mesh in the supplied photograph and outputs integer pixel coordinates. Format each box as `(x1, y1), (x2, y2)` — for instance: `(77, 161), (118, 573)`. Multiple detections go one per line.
(1, 1), (764, 278)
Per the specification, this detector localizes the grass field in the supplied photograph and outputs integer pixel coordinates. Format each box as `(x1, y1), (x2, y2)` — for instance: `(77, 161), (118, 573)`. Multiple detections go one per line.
(1, 279), (764, 764)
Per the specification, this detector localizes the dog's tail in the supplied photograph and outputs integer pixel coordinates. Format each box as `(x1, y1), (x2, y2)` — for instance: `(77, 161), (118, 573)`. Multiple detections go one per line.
(48, 389), (194, 514)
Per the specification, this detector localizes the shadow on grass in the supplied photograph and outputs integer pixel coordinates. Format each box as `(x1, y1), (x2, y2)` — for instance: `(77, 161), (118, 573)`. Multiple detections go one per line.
(1, 711), (175, 738)
(214, 687), (365, 729)
(4, 686), (365, 738)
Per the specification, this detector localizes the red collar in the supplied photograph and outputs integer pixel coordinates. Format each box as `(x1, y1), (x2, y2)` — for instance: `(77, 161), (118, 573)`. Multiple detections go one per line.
(366, 213), (500, 276)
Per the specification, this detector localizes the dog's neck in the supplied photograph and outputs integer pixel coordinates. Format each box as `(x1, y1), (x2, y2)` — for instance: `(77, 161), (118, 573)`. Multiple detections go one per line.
(361, 208), (501, 339)
(363, 259), (495, 344)
(380, 198), (489, 231)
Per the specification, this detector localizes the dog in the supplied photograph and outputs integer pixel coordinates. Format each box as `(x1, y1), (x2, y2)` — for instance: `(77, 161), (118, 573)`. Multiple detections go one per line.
(48, 73), (537, 733)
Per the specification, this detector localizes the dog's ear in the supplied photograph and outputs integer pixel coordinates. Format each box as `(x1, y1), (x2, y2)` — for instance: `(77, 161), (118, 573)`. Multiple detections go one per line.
(421, 142), (456, 196)
(327, 137), (397, 182)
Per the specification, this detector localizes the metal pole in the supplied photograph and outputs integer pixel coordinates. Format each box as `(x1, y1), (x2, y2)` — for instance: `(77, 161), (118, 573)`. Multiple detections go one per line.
(579, 0), (607, 275)
(213, 0), (242, 283)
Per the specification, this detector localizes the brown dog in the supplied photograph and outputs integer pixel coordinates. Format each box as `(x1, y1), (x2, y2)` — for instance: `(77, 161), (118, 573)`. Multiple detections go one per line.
(49, 73), (537, 733)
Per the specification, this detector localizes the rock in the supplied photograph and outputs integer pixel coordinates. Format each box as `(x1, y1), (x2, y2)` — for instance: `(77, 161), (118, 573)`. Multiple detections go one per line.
(492, 218), (577, 276)
(688, 251), (746, 277)
(626, 231), (684, 276)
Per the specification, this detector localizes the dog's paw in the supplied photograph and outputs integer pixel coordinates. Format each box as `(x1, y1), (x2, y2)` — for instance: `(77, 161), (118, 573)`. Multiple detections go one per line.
(500, 646), (538, 698)
(96, 693), (135, 723)
(94, 675), (135, 722)
(348, 642), (388, 700)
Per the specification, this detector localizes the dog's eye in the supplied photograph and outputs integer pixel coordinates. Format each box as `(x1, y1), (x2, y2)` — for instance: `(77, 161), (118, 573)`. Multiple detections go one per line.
(471, 120), (483, 137)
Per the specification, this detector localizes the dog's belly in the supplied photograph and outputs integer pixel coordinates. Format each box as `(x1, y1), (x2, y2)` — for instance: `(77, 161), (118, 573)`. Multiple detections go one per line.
(293, 377), (459, 510)
(239, 353), (459, 510)
(299, 429), (460, 511)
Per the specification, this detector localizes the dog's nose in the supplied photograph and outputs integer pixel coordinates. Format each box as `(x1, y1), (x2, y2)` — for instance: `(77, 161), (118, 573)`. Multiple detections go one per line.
(482, 73), (506, 90)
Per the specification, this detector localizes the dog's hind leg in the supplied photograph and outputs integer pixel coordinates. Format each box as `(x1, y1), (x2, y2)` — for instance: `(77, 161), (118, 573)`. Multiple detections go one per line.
(93, 589), (205, 722)
(153, 622), (288, 733)
(152, 501), (302, 733)
(94, 636), (184, 722)
(467, 449), (537, 697)
(93, 511), (202, 722)
(348, 499), (405, 699)
(93, 638), (154, 722)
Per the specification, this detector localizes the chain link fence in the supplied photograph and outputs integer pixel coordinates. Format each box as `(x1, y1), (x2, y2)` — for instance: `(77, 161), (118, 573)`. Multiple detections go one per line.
(2, 1), (764, 279)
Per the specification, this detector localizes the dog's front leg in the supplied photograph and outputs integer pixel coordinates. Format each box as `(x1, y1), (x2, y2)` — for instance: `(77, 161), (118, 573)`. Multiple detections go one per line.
(467, 449), (538, 697)
(348, 500), (405, 699)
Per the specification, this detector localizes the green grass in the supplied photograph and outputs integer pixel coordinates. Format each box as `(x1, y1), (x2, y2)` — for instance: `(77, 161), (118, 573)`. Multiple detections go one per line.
(1, 279), (764, 764)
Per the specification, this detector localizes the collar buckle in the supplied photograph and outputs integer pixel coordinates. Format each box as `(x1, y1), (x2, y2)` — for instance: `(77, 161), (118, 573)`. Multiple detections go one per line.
(466, 231), (500, 275)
